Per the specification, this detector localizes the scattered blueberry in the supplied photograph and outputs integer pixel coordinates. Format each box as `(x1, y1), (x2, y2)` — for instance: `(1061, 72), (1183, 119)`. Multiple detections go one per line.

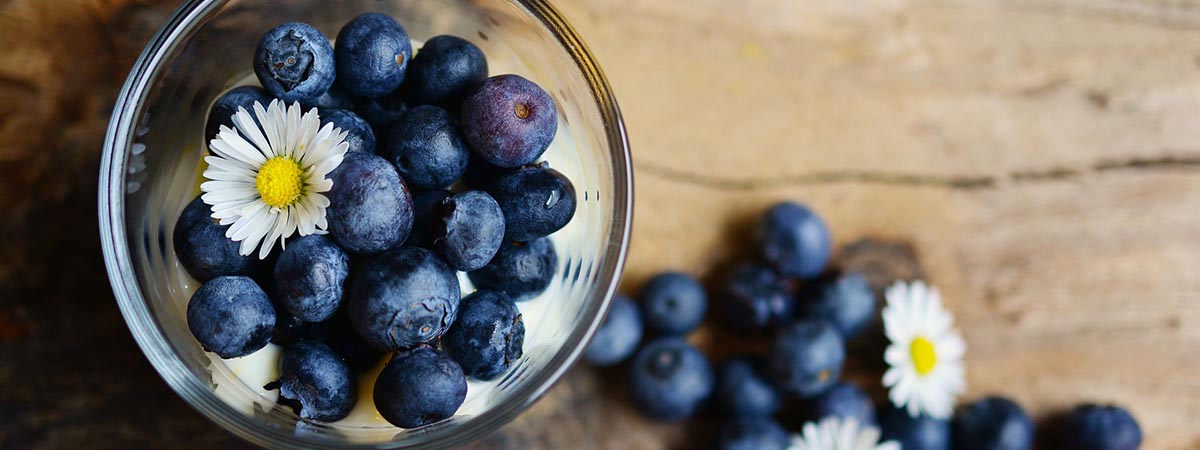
(354, 89), (409, 135)
(485, 163), (576, 242)
(434, 190), (506, 271)
(461, 74), (557, 168)
(272, 235), (349, 322)
(714, 356), (781, 418)
(381, 105), (470, 190)
(757, 202), (832, 279)
(714, 417), (791, 450)
(334, 13), (412, 98)
(174, 196), (257, 282)
(326, 152), (414, 255)
(798, 271), (876, 338)
(768, 318), (844, 398)
(270, 341), (355, 422)
(403, 35), (488, 109)
(320, 108), (375, 153)
(953, 396), (1035, 450)
(638, 272), (707, 336)
(302, 83), (355, 110)
(1061, 404), (1142, 450)
(467, 238), (557, 301)
(253, 22), (335, 103)
(405, 189), (453, 248)
(348, 246), (460, 351)
(374, 346), (467, 428)
(880, 407), (952, 450)
(628, 337), (714, 421)
(322, 308), (383, 373)
(719, 262), (795, 333)
(270, 304), (322, 346)
(186, 276), (275, 358)
(584, 295), (643, 367)
(805, 381), (876, 425)
(205, 86), (273, 143)
(442, 291), (525, 380)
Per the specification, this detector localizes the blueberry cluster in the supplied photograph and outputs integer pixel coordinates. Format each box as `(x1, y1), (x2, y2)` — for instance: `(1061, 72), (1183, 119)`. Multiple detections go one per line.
(180, 13), (577, 429)
(583, 201), (1143, 450)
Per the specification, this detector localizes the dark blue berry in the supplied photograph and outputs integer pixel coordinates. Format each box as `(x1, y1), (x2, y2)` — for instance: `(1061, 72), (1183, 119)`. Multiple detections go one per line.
(628, 337), (714, 421)
(639, 272), (707, 336)
(403, 35), (488, 109)
(805, 382), (876, 425)
(320, 108), (375, 153)
(442, 291), (524, 380)
(485, 163), (576, 242)
(461, 74), (557, 168)
(270, 304), (322, 346)
(467, 238), (556, 301)
(798, 272), (876, 338)
(584, 295), (643, 367)
(719, 263), (795, 333)
(758, 202), (832, 279)
(405, 189), (452, 248)
(302, 83), (355, 110)
(271, 341), (355, 422)
(714, 356), (781, 417)
(768, 318), (844, 398)
(348, 247), (460, 351)
(326, 152), (413, 255)
(334, 13), (412, 98)
(714, 417), (791, 450)
(1061, 404), (1142, 450)
(434, 190), (505, 271)
(881, 407), (952, 450)
(354, 89), (408, 136)
(174, 196), (257, 282)
(253, 22), (335, 103)
(322, 308), (383, 373)
(205, 86), (273, 143)
(272, 235), (349, 322)
(373, 346), (467, 428)
(953, 396), (1035, 450)
(381, 105), (469, 189)
(186, 276), (275, 358)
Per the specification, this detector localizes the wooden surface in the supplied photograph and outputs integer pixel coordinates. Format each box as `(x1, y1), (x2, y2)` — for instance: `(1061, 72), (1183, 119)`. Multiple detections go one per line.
(3, 0), (1200, 448)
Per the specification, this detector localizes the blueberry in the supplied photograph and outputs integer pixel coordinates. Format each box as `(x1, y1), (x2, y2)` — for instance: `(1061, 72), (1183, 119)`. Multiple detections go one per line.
(270, 341), (355, 422)
(628, 337), (714, 421)
(272, 235), (349, 322)
(334, 13), (412, 98)
(798, 272), (876, 338)
(953, 396), (1035, 450)
(461, 74), (557, 168)
(320, 108), (375, 153)
(270, 304), (322, 346)
(381, 105), (470, 189)
(1061, 404), (1142, 450)
(205, 86), (273, 143)
(805, 382), (876, 425)
(433, 190), (505, 271)
(374, 346), (467, 428)
(354, 89), (409, 136)
(880, 407), (952, 450)
(714, 356), (781, 417)
(405, 189), (453, 248)
(326, 152), (413, 255)
(768, 318), (844, 397)
(638, 272), (707, 336)
(485, 163), (576, 242)
(719, 263), (796, 333)
(253, 22), (335, 103)
(174, 196), (257, 282)
(322, 308), (383, 373)
(584, 295), (643, 367)
(348, 247), (460, 351)
(757, 202), (832, 279)
(467, 238), (556, 301)
(403, 35), (488, 109)
(442, 291), (524, 380)
(186, 276), (275, 358)
(714, 417), (791, 450)
(302, 83), (355, 110)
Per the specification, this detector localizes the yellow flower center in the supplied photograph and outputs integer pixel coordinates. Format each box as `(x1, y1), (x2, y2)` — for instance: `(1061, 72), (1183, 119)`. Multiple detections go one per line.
(911, 336), (938, 376)
(256, 156), (304, 208)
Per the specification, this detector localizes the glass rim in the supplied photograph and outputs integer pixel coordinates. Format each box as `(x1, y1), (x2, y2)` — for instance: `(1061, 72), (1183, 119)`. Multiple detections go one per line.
(97, 0), (634, 447)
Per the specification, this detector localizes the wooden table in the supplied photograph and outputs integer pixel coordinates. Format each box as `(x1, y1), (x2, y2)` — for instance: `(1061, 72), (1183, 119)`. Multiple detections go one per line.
(2, 0), (1198, 448)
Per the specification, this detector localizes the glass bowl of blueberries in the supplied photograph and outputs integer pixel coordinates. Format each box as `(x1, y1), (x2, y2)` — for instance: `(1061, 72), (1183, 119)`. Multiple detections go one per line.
(99, 0), (632, 448)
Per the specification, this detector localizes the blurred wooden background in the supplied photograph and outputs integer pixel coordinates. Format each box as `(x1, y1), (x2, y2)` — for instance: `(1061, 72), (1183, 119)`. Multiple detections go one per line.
(2, 0), (1200, 448)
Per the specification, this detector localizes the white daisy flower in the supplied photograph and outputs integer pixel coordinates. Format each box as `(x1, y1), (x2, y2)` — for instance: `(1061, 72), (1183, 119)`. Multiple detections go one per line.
(788, 417), (899, 450)
(201, 99), (349, 259)
(881, 280), (967, 419)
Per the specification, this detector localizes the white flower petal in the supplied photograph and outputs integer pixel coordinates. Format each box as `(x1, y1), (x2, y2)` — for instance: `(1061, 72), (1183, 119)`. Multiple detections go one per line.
(879, 280), (966, 419)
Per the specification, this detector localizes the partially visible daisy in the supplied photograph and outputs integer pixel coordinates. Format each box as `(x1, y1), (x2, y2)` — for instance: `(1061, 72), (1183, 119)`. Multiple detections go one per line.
(201, 99), (348, 259)
(881, 280), (966, 419)
(788, 417), (899, 450)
